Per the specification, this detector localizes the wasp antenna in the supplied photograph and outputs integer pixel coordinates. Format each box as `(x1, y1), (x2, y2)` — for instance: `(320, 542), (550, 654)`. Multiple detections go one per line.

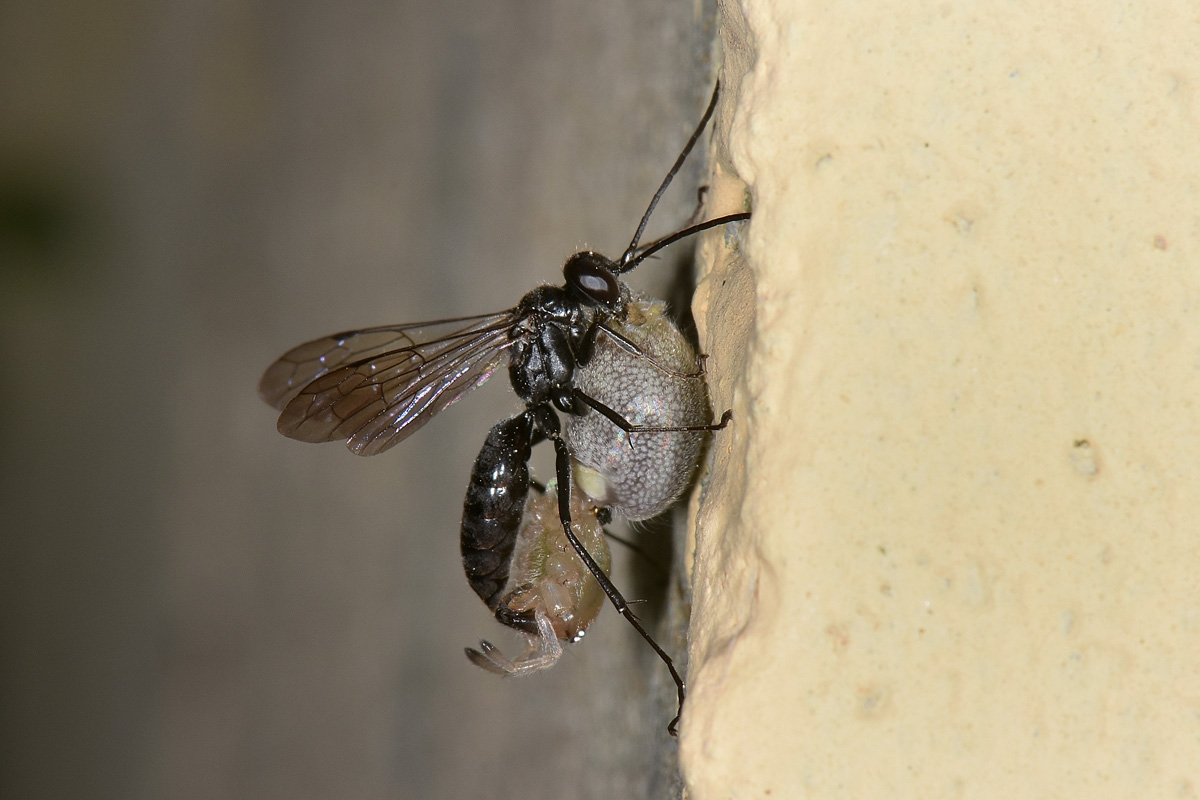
(622, 211), (751, 274)
(618, 82), (722, 269)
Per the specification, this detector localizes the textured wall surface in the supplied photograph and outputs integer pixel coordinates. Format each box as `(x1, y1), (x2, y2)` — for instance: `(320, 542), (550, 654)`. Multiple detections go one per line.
(685, 1), (1200, 797)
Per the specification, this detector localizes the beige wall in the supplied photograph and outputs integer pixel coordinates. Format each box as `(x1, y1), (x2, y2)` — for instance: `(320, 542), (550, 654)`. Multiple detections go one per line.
(686, 1), (1200, 796)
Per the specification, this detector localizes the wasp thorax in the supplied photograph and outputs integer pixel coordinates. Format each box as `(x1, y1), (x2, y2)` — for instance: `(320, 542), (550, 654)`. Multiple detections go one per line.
(506, 286), (592, 406)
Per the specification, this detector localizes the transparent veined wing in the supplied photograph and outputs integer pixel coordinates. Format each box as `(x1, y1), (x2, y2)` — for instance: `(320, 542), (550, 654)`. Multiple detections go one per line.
(259, 311), (519, 456)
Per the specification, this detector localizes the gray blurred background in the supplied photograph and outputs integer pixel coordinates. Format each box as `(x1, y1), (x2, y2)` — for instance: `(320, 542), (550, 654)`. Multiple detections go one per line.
(0, 2), (719, 798)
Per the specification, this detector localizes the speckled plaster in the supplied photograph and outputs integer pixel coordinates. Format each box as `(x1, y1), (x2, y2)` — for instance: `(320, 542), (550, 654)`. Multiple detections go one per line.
(685, 1), (1200, 796)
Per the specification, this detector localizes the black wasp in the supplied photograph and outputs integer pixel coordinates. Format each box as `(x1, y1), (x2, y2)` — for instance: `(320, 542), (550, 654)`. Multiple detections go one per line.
(259, 82), (750, 735)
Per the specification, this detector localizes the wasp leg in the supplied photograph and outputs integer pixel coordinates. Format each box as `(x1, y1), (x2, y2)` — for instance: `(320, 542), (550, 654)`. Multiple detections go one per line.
(590, 323), (710, 380)
(574, 389), (733, 435)
(548, 431), (687, 736)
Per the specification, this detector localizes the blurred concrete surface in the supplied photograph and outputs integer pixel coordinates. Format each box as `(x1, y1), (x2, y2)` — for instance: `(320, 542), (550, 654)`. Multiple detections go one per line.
(0, 2), (717, 798)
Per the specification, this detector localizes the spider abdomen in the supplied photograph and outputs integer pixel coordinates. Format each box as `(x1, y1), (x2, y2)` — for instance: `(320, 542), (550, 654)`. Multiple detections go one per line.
(566, 298), (711, 520)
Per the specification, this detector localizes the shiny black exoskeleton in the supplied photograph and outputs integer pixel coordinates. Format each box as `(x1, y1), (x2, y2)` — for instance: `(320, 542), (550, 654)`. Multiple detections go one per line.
(460, 411), (535, 613)
(504, 254), (623, 413)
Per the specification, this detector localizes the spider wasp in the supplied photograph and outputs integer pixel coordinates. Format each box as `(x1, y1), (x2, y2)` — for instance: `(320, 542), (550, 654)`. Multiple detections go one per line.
(260, 82), (750, 734)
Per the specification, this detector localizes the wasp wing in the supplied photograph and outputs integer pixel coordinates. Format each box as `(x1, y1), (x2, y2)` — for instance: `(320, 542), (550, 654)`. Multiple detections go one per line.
(258, 311), (513, 409)
(259, 311), (517, 456)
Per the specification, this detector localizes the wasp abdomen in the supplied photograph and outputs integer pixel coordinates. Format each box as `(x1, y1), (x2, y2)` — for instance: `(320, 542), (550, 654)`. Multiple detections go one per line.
(460, 413), (534, 609)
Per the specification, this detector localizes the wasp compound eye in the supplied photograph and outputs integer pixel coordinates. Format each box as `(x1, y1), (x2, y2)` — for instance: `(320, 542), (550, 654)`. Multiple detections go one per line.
(564, 251), (622, 309)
